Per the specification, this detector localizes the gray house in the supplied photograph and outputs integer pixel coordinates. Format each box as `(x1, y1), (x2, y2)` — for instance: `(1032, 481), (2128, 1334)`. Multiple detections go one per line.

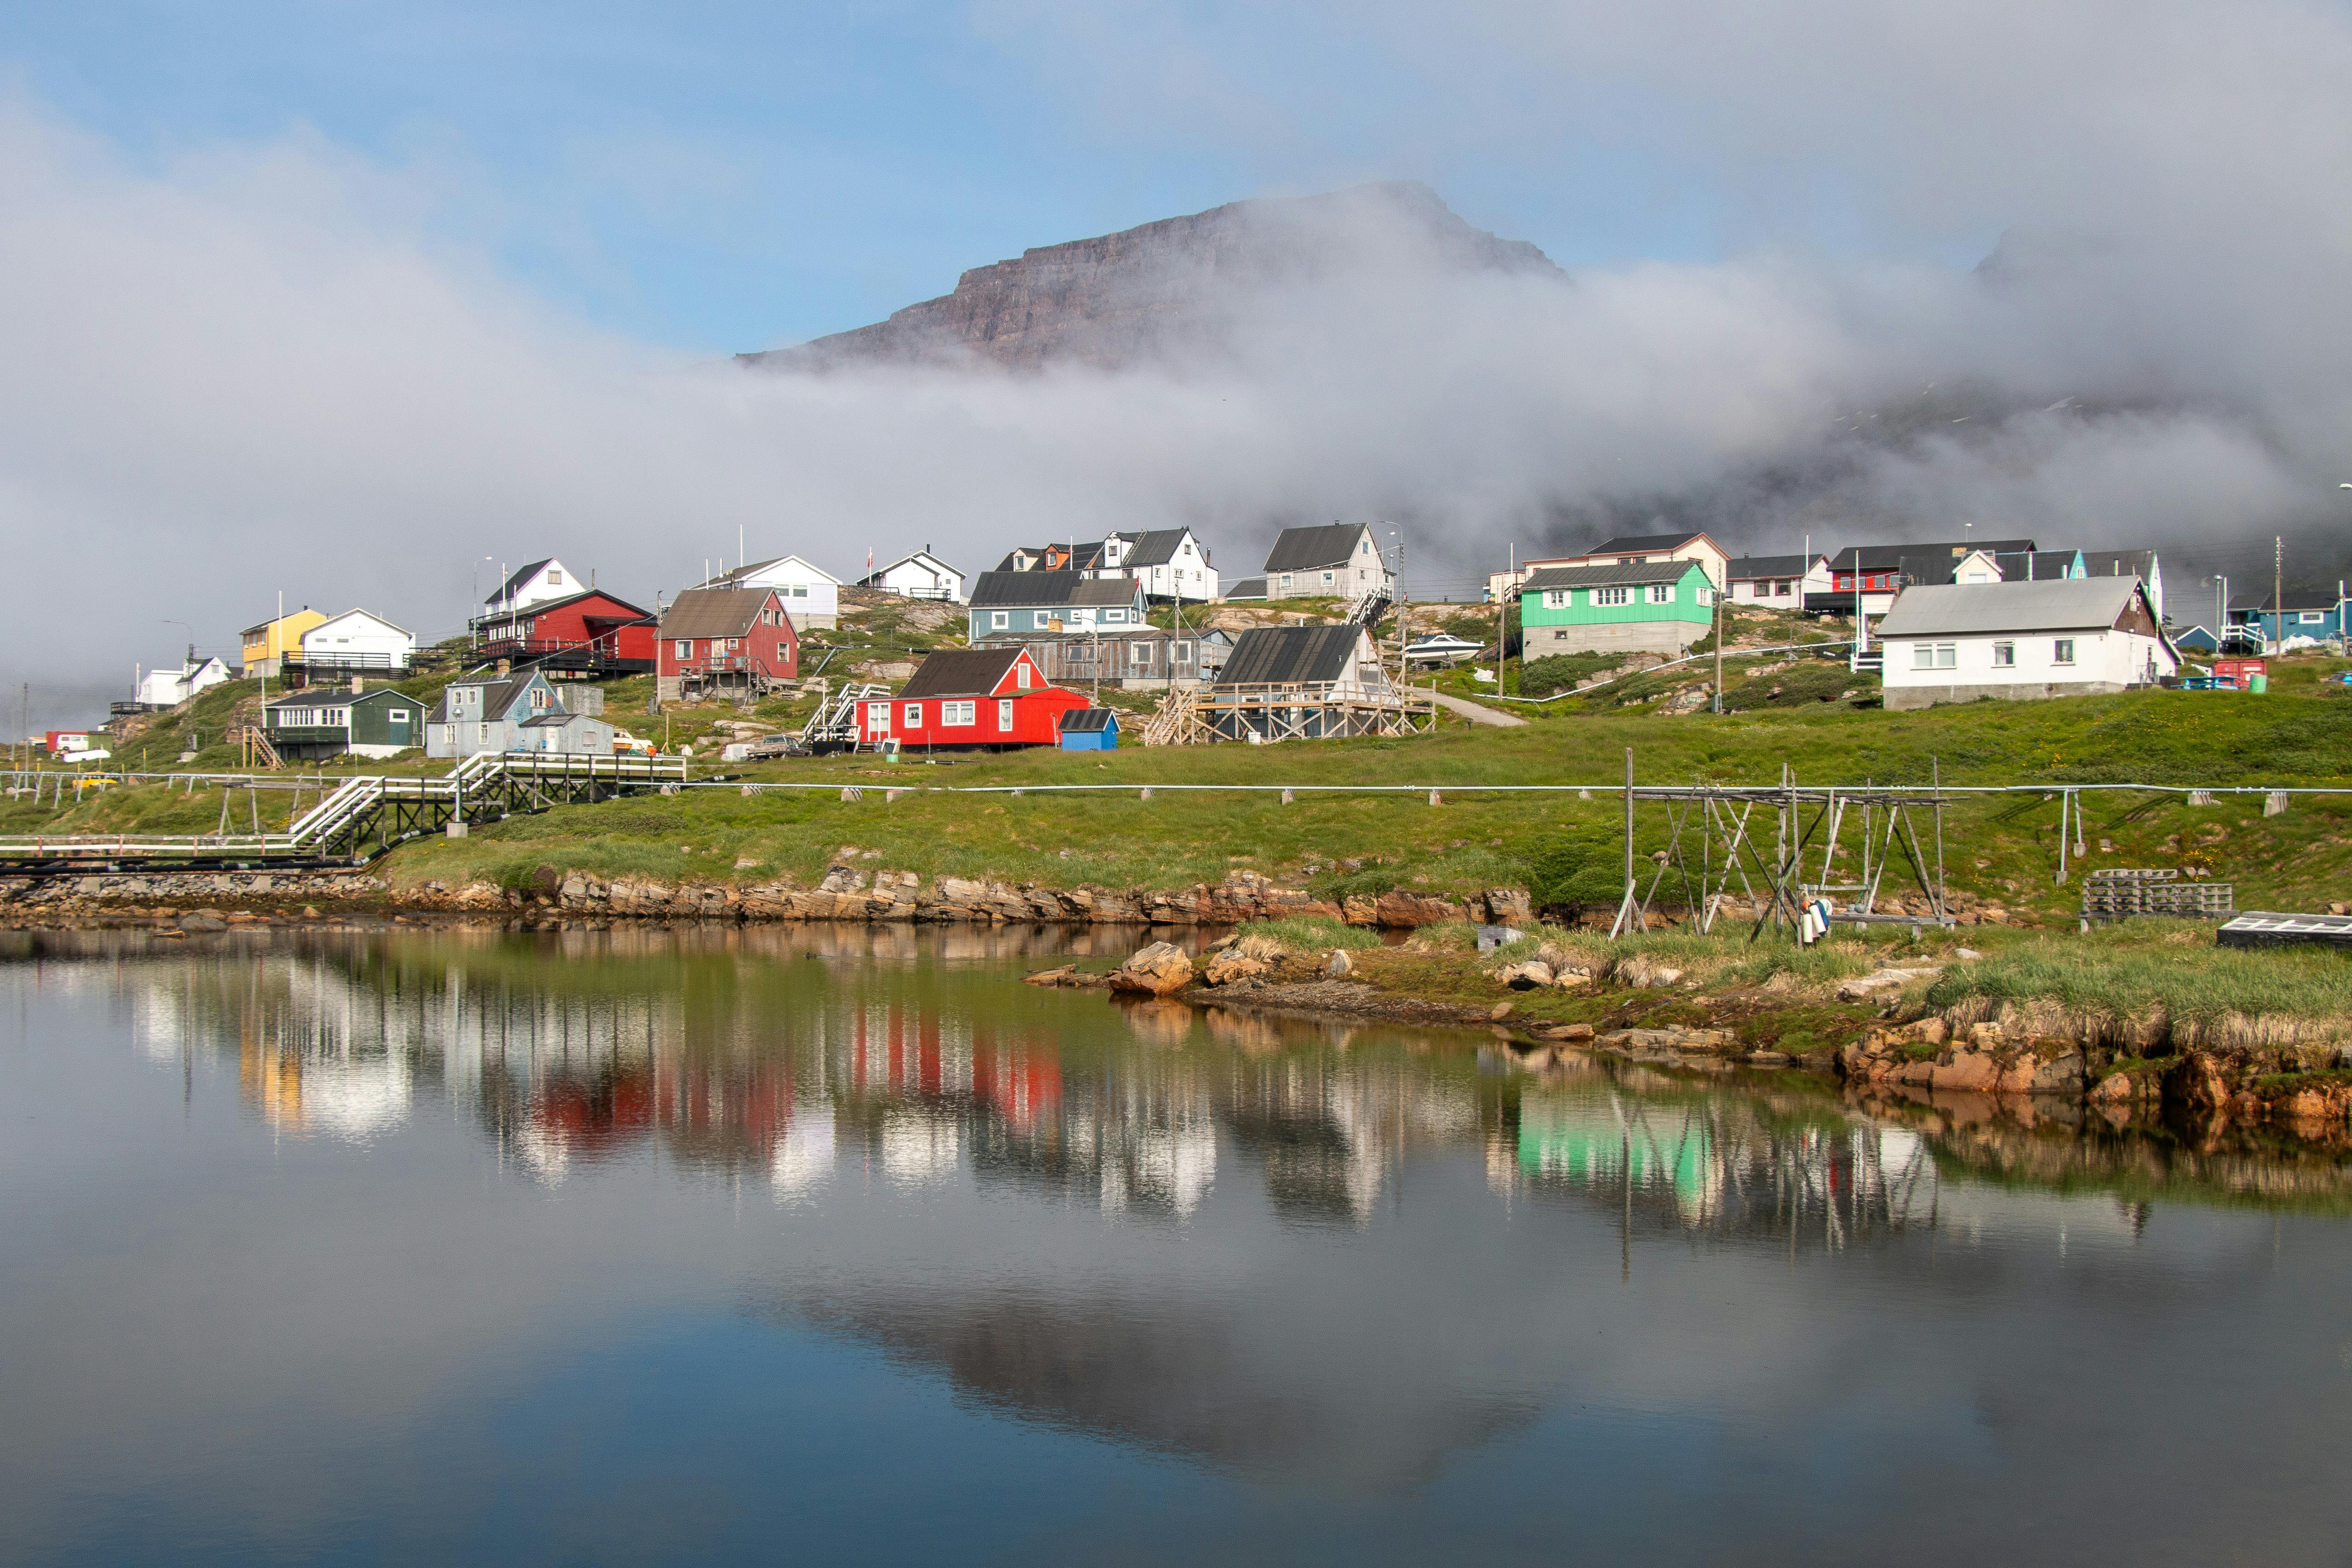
(967, 572), (1147, 640)
(426, 672), (611, 758)
(972, 626), (1233, 689)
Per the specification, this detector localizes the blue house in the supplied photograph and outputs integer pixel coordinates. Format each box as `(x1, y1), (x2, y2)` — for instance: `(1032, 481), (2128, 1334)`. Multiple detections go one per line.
(968, 571), (1146, 640)
(2173, 624), (2222, 654)
(2227, 592), (2349, 649)
(1058, 708), (1119, 750)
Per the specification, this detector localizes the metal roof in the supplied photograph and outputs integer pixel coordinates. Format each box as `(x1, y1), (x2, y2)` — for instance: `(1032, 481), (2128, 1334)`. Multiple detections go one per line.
(658, 587), (782, 639)
(968, 571), (1142, 609)
(1223, 577), (1268, 600)
(1114, 528), (1192, 568)
(899, 648), (1028, 698)
(1829, 539), (2035, 571)
(1725, 554), (1819, 578)
(1587, 530), (1715, 555)
(1058, 707), (1119, 732)
(484, 558), (556, 606)
(2078, 549), (2157, 579)
(1215, 624), (1371, 686)
(1520, 560), (1703, 591)
(476, 586), (652, 623)
(1873, 578), (2149, 638)
(1263, 523), (1371, 574)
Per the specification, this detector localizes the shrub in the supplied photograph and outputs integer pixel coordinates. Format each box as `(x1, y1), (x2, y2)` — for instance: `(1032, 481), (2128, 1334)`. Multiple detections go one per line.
(1516, 652), (1623, 698)
(1721, 661), (1864, 711)
(1234, 916), (1380, 952)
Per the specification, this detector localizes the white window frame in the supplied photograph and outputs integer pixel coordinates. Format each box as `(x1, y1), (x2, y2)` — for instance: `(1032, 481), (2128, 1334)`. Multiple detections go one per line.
(991, 611), (1009, 629)
(2052, 639), (2076, 666)
(867, 702), (891, 733)
(2301, 611), (2326, 625)
(1595, 586), (1630, 607)
(997, 699), (1013, 730)
(1649, 583), (1673, 604)
(942, 700), (976, 726)
(1908, 642), (1956, 670)
(902, 702), (923, 728)
(674, 640), (691, 659)
(1991, 641), (2016, 667)
(1543, 589), (1568, 609)
(1016, 663), (1033, 689)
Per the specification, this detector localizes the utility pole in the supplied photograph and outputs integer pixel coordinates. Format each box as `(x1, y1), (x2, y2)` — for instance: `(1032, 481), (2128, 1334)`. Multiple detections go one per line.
(2274, 535), (2284, 654)
(1713, 568), (1725, 714)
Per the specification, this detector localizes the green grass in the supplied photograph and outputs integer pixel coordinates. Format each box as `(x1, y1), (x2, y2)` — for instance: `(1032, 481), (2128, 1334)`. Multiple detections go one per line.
(1234, 916), (1380, 952)
(1926, 925), (2352, 1029)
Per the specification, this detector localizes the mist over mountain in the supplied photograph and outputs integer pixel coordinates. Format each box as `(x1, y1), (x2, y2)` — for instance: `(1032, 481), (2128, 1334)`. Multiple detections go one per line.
(742, 182), (1559, 374)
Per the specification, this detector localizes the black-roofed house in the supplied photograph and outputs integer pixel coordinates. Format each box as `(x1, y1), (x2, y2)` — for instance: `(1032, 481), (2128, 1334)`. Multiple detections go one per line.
(1812, 539), (2036, 615)
(1191, 624), (1429, 743)
(655, 586), (800, 705)
(261, 686), (426, 760)
(2078, 549), (2164, 621)
(1724, 552), (1832, 606)
(967, 571), (1147, 640)
(994, 528), (1219, 602)
(970, 625), (1232, 689)
(856, 647), (1087, 751)
(1057, 708), (1120, 751)
(1874, 578), (2176, 710)
(1259, 523), (1394, 602)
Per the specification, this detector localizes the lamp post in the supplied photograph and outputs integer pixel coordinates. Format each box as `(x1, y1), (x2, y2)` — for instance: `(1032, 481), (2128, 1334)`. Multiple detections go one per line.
(2214, 574), (2227, 654)
(469, 557), (493, 649)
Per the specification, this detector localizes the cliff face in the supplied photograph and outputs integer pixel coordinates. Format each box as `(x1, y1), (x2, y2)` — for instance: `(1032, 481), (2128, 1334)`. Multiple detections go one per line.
(741, 182), (1560, 373)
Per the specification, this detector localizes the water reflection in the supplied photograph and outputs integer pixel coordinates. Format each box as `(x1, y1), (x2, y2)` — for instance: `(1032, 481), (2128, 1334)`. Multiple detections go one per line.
(7, 925), (2352, 1562)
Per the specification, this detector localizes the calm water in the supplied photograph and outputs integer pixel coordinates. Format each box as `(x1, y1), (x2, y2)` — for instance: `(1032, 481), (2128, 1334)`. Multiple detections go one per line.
(5, 924), (2351, 1566)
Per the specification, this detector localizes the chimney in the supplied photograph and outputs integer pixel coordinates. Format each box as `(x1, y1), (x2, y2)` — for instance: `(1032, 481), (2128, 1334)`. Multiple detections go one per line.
(495, 658), (511, 676)
(350, 676), (363, 695)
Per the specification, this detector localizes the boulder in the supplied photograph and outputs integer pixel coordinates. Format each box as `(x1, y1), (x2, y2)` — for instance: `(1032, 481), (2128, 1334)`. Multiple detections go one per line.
(1497, 960), (1555, 990)
(178, 911), (227, 932)
(1202, 950), (1268, 987)
(1109, 942), (1195, 997)
(1542, 1023), (1596, 1042)
(1836, 967), (1942, 1001)
(2165, 1051), (2233, 1114)
(1323, 949), (1354, 978)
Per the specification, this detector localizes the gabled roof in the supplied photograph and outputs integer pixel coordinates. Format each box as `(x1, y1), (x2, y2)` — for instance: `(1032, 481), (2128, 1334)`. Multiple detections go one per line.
(1874, 578), (2152, 638)
(1991, 549), (2083, 580)
(706, 554), (842, 588)
(476, 587), (652, 623)
(1264, 523), (1371, 574)
(1059, 707), (1119, 733)
(900, 648), (1034, 698)
(240, 608), (325, 637)
(264, 686), (412, 713)
(1520, 560), (1705, 591)
(1216, 625), (1372, 686)
(1829, 540), (2035, 571)
(308, 607), (413, 638)
(486, 558), (556, 605)
(2079, 549), (2157, 579)
(1223, 577), (1268, 600)
(1585, 530), (1718, 556)
(1113, 528), (1193, 568)
(969, 571), (1144, 609)
(430, 672), (550, 724)
(522, 711), (601, 728)
(658, 587), (785, 639)
(1725, 554), (1821, 579)
(865, 550), (965, 580)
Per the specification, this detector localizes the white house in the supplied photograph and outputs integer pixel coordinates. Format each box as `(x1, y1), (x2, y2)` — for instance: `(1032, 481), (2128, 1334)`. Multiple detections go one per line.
(861, 549), (967, 603)
(2079, 550), (2164, 623)
(1100, 529), (1218, 603)
(1875, 579), (2177, 711)
(1262, 523), (1394, 601)
(299, 609), (416, 674)
(481, 558), (580, 619)
(135, 656), (231, 708)
(1544, 530), (1730, 588)
(1724, 553), (1833, 606)
(702, 554), (842, 629)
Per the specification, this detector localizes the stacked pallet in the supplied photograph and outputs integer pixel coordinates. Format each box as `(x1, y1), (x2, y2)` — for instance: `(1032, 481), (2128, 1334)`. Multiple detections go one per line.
(2082, 868), (2236, 920)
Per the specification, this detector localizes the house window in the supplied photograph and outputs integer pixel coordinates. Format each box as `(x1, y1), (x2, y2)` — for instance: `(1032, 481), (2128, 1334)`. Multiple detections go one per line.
(530, 687), (550, 711)
(1543, 590), (1568, 609)
(1322, 572), (1335, 587)
(2302, 611), (2326, 625)
(943, 701), (976, 726)
(1279, 574), (1293, 592)
(1775, 580), (1792, 597)
(1017, 663), (1033, 689)
(546, 569), (562, 586)
(1034, 611), (1052, 629)
(1106, 609), (1127, 623)
(1992, 641), (2015, 667)
(2053, 639), (2076, 665)
(479, 724), (493, 744)
(998, 699), (1013, 730)
(1130, 642), (1152, 668)
(1172, 642), (1192, 666)
(1911, 643), (1956, 670)
(992, 611), (1009, 630)
(867, 703), (891, 732)
(1595, 586), (1630, 606)
(791, 585), (808, 597)
(1649, 584), (1673, 604)
(674, 640), (690, 659)
(1553, 629), (1569, 641)
(902, 702), (924, 727)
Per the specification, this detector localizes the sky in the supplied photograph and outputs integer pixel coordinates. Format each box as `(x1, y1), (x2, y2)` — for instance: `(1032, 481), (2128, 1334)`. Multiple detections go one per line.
(5, 0), (2352, 724)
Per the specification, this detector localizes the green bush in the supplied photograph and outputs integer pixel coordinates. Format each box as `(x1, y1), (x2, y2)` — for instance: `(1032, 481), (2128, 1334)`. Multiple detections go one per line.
(1521, 818), (1632, 913)
(1516, 652), (1622, 698)
(1235, 916), (1380, 952)
(1722, 661), (1864, 711)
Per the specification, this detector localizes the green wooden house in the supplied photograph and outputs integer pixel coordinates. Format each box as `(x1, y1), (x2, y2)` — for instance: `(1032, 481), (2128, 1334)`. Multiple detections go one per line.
(1518, 560), (1716, 656)
(263, 686), (424, 760)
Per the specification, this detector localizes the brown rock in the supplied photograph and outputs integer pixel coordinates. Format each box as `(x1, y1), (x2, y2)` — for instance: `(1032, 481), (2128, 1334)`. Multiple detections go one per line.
(1109, 941), (1194, 997)
(1542, 1023), (1596, 1041)
(2165, 1051), (2232, 1114)
(1490, 1002), (1514, 1021)
(1202, 951), (1268, 987)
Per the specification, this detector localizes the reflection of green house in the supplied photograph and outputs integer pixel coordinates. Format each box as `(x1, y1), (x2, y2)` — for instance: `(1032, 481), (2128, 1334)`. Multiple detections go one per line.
(1518, 560), (1716, 657)
(1519, 1099), (1716, 1214)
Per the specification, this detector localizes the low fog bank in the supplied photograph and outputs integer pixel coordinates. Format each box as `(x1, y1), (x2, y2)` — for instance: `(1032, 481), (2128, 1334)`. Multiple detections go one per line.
(7, 0), (2352, 724)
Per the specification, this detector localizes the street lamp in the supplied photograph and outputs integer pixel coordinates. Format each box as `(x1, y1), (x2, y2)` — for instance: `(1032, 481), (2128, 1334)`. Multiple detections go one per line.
(2214, 574), (2228, 654)
(161, 619), (195, 668)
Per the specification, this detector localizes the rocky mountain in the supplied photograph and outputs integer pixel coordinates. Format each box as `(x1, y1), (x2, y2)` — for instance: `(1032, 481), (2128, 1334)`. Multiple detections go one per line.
(740, 181), (1560, 373)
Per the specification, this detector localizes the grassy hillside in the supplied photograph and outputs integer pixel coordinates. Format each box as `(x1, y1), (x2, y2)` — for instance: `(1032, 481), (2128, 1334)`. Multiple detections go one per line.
(20, 665), (2352, 922)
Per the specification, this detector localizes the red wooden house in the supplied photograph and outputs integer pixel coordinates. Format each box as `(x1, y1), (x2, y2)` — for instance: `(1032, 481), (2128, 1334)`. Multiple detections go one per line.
(860, 648), (1087, 751)
(476, 588), (658, 672)
(656, 587), (800, 701)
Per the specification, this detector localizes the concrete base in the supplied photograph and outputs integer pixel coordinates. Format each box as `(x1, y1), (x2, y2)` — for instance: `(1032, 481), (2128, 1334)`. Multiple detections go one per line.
(445, 820), (468, 838)
(1526, 621), (1699, 657)
(1884, 679), (2131, 711)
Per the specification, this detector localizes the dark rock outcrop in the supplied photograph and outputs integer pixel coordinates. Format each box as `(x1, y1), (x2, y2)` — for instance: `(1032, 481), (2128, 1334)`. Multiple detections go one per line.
(741, 182), (1560, 374)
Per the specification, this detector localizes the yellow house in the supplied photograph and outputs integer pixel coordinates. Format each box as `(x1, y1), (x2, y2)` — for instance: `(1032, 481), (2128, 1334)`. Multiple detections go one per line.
(240, 608), (328, 678)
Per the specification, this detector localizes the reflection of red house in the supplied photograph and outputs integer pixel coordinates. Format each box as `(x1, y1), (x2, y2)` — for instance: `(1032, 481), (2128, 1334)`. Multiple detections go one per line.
(527, 1068), (656, 1158)
(858, 648), (1087, 751)
(478, 589), (657, 672)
